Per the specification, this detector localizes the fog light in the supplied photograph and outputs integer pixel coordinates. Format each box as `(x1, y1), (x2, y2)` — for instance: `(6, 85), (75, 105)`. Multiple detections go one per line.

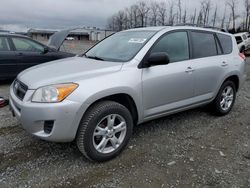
(44, 120), (54, 134)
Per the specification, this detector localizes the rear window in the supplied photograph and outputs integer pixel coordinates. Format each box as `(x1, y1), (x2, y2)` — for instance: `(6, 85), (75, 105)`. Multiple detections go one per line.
(191, 31), (217, 58)
(235, 36), (243, 44)
(217, 34), (233, 54)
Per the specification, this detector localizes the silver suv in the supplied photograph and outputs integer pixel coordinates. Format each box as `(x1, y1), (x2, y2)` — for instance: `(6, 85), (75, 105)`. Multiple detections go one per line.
(9, 26), (247, 161)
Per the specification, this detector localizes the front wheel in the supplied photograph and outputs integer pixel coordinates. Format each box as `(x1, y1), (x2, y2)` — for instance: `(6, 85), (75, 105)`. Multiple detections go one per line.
(210, 81), (236, 116)
(76, 101), (133, 162)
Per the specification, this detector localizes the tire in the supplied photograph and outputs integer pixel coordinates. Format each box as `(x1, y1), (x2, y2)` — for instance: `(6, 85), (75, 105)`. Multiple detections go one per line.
(76, 101), (133, 162)
(210, 80), (236, 116)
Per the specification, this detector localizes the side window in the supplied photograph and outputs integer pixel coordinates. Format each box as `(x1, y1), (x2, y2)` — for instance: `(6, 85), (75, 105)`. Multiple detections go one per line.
(217, 33), (233, 54)
(235, 36), (243, 44)
(191, 31), (217, 58)
(12, 37), (44, 52)
(0, 37), (11, 51)
(150, 31), (189, 63)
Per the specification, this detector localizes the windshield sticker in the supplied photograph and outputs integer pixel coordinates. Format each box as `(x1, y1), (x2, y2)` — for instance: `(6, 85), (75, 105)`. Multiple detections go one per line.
(128, 38), (147, 43)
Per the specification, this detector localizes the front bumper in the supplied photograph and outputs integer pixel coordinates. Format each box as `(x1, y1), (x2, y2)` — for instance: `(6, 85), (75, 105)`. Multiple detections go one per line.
(9, 84), (83, 142)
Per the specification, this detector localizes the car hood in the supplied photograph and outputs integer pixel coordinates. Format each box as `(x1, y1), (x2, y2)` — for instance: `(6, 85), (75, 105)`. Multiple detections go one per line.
(17, 57), (123, 89)
(47, 29), (71, 51)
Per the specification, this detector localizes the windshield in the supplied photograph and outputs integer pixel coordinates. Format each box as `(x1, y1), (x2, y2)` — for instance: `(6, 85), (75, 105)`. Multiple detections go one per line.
(85, 31), (156, 62)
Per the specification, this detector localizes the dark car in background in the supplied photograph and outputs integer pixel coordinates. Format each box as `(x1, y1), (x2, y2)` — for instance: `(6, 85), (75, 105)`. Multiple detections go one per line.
(0, 30), (75, 79)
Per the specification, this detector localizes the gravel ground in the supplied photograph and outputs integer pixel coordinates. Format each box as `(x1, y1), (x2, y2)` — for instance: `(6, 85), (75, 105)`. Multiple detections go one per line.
(0, 57), (250, 188)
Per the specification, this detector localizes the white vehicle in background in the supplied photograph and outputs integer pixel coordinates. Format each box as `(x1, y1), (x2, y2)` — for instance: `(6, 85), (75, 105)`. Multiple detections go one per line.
(66, 37), (75, 41)
(234, 32), (250, 53)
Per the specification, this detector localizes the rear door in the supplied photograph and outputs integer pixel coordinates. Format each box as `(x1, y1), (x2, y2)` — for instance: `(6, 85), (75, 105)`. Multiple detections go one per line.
(0, 36), (17, 78)
(189, 31), (232, 101)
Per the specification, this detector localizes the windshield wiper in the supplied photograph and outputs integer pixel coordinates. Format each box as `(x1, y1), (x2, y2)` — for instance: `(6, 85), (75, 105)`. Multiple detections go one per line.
(85, 54), (104, 61)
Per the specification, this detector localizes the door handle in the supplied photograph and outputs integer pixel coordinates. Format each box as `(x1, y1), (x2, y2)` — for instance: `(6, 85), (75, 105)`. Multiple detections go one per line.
(185, 67), (195, 73)
(17, 52), (23, 56)
(221, 61), (228, 67)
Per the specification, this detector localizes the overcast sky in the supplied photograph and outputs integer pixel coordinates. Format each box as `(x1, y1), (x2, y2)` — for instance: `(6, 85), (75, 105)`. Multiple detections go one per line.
(0, 0), (243, 31)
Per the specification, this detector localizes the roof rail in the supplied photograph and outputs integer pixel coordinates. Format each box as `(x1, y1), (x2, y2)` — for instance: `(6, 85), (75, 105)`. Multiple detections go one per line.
(175, 23), (228, 33)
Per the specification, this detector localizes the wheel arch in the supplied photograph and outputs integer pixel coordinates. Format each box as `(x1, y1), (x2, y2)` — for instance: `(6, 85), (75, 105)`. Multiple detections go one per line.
(223, 75), (240, 92)
(89, 93), (139, 124)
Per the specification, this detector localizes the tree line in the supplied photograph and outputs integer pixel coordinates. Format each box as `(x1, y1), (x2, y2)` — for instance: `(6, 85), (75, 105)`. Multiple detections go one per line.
(107, 0), (250, 33)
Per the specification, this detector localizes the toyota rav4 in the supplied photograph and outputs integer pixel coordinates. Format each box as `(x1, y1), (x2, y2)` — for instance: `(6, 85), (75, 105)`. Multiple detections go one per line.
(9, 26), (247, 161)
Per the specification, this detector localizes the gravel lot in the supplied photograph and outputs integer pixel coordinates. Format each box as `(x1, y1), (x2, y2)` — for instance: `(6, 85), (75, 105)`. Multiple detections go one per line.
(0, 56), (250, 187)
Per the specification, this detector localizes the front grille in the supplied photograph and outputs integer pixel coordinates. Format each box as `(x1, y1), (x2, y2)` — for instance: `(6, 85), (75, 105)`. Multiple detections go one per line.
(13, 80), (28, 101)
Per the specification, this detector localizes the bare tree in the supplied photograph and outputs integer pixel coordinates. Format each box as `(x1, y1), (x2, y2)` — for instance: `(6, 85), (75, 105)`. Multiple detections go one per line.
(158, 2), (167, 26)
(177, 0), (182, 23)
(227, 0), (238, 30)
(190, 8), (197, 24)
(200, 0), (212, 26)
(244, 0), (250, 30)
(197, 10), (203, 26)
(168, 1), (175, 25)
(116, 10), (126, 31)
(182, 9), (187, 24)
(131, 5), (139, 28)
(106, 0), (246, 31)
(137, 1), (150, 27)
(212, 5), (218, 27)
(107, 16), (116, 31)
(150, 1), (159, 26)
(125, 7), (134, 29)
(221, 4), (227, 28)
(226, 13), (233, 29)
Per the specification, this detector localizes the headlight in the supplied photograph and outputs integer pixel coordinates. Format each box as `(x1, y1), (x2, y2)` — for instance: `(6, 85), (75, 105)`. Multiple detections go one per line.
(32, 83), (78, 103)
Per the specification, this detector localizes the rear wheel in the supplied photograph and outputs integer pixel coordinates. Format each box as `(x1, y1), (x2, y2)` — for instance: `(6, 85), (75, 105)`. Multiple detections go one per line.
(210, 81), (236, 116)
(76, 101), (133, 162)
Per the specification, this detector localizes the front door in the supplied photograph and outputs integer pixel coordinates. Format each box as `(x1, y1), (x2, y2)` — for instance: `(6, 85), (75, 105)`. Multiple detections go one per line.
(142, 31), (194, 118)
(0, 36), (17, 78)
(11, 37), (51, 75)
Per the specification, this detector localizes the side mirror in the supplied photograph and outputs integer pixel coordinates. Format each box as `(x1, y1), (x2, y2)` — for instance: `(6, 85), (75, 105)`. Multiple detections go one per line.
(0, 97), (9, 108)
(42, 47), (49, 54)
(146, 52), (170, 67)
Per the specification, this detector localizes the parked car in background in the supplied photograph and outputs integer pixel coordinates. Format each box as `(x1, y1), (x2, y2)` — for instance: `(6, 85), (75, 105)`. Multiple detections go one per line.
(66, 37), (75, 41)
(234, 32), (250, 53)
(0, 31), (75, 79)
(10, 26), (247, 162)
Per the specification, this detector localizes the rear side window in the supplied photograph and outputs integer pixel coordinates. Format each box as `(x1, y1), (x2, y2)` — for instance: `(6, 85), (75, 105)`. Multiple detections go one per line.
(243, 34), (247, 40)
(0, 37), (11, 51)
(191, 31), (217, 58)
(150, 31), (189, 63)
(235, 36), (243, 44)
(217, 34), (232, 54)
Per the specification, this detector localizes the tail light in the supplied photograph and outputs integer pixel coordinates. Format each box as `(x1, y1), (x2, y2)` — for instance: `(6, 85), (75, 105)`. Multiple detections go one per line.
(239, 53), (246, 61)
(0, 97), (9, 108)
